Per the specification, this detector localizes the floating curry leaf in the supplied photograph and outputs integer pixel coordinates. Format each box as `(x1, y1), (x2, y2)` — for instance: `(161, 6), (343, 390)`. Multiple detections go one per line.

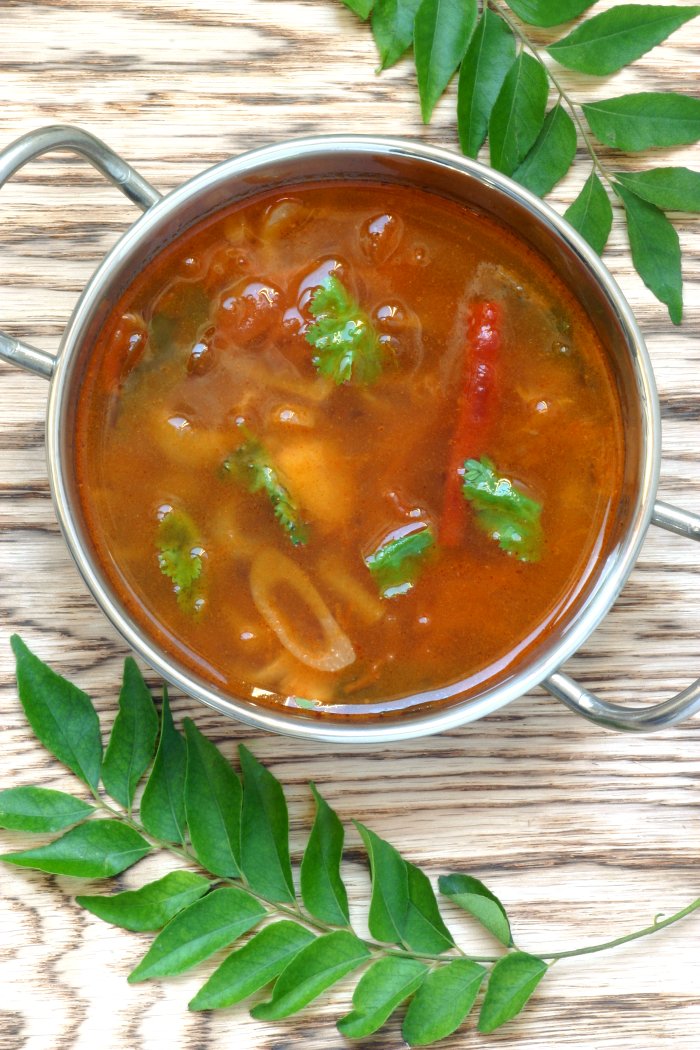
(128, 886), (266, 983)
(221, 431), (308, 547)
(139, 688), (187, 845)
(457, 8), (516, 159)
(512, 104), (577, 197)
(439, 873), (513, 947)
(615, 183), (683, 325)
(301, 783), (350, 926)
(189, 921), (316, 1011)
(0, 819), (151, 878)
(184, 719), (242, 878)
(564, 173), (613, 255)
(462, 458), (543, 563)
(613, 168), (700, 214)
(156, 508), (204, 610)
(489, 53), (549, 177)
(10, 635), (102, 790)
(251, 930), (370, 1020)
(414, 0), (477, 124)
(402, 959), (487, 1045)
(371, 0), (422, 69)
(0, 787), (94, 834)
(337, 956), (428, 1038)
(365, 528), (435, 598)
(77, 871), (211, 932)
(306, 274), (383, 385)
(503, 0), (595, 28)
(101, 657), (158, 810)
(477, 952), (548, 1033)
(548, 5), (700, 77)
(582, 93), (700, 152)
(239, 744), (295, 903)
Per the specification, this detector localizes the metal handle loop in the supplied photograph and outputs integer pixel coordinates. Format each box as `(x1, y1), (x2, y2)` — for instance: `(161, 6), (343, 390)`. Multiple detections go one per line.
(0, 125), (162, 380)
(544, 500), (700, 732)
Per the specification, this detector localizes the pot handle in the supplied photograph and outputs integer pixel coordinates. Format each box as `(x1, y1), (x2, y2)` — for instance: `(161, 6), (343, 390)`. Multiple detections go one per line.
(0, 125), (161, 381)
(543, 500), (700, 732)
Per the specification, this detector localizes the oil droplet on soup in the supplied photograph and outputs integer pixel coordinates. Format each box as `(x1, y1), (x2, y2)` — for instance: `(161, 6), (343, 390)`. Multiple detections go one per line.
(75, 181), (624, 716)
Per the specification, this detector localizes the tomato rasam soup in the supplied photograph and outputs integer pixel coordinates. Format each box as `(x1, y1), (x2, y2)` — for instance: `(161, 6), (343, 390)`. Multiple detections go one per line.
(75, 181), (624, 716)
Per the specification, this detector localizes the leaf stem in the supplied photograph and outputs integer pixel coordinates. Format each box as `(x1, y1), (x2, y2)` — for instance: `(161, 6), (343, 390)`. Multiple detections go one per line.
(488, 0), (615, 187)
(543, 897), (700, 961)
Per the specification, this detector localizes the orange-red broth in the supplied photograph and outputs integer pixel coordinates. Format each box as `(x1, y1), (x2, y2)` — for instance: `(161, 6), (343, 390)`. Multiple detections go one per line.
(76, 182), (624, 716)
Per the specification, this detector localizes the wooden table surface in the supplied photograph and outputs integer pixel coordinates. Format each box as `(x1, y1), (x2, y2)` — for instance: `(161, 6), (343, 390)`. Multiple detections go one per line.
(1, 3), (699, 1048)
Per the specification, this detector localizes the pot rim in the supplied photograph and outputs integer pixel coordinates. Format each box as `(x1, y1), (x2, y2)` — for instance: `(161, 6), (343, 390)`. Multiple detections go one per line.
(45, 134), (661, 743)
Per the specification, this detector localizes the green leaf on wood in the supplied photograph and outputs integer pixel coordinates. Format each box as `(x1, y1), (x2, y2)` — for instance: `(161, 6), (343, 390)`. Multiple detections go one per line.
(0, 819), (151, 878)
(402, 959), (487, 1045)
(139, 688), (187, 845)
(184, 719), (241, 878)
(414, 0), (477, 123)
(489, 52), (549, 176)
(356, 823), (454, 954)
(457, 8), (516, 158)
(128, 886), (265, 983)
(341, 0), (375, 19)
(77, 870), (210, 932)
(614, 168), (700, 213)
(477, 952), (547, 1033)
(371, 0), (422, 69)
(564, 172), (613, 254)
(189, 921), (315, 1011)
(10, 635), (102, 790)
(548, 5), (700, 77)
(239, 744), (294, 903)
(101, 657), (158, 810)
(337, 956), (427, 1038)
(439, 873), (513, 946)
(504, 0), (595, 28)
(615, 183), (683, 325)
(300, 783), (350, 926)
(251, 930), (370, 1020)
(0, 786), (94, 833)
(512, 104), (576, 196)
(583, 92), (700, 152)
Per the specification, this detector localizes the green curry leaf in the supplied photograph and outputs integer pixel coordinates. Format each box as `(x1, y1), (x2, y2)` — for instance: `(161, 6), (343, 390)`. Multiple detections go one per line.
(156, 509), (204, 610)
(489, 52), (549, 177)
(564, 173), (613, 255)
(462, 458), (543, 563)
(548, 6), (700, 77)
(457, 8), (516, 159)
(221, 432), (309, 546)
(10, 635), (102, 790)
(77, 871), (211, 932)
(139, 688), (187, 845)
(365, 528), (435, 598)
(306, 274), (383, 385)
(414, 0), (477, 124)
(101, 657), (158, 810)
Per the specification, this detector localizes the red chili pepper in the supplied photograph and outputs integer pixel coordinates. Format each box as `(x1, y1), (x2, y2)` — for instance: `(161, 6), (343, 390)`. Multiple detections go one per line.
(439, 299), (502, 548)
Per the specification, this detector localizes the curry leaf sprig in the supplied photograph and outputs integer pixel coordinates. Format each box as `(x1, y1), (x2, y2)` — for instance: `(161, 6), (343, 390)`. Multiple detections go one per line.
(3, 636), (700, 1044)
(338, 0), (700, 325)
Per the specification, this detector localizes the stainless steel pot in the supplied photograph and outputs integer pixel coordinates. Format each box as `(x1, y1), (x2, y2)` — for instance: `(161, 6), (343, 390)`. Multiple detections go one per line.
(2, 124), (700, 741)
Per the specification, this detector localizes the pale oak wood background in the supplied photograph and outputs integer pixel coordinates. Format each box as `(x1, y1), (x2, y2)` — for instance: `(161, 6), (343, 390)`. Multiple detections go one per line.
(1, 2), (699, 1048)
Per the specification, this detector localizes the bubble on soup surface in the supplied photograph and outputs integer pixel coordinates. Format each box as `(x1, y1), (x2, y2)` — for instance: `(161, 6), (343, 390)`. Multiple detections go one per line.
(187, 326), (216, 375)
(262, 197), (313, 239)
(216, 277), (283, 347)
(296, 257), (348, 314)
(359, 213), (404, 264)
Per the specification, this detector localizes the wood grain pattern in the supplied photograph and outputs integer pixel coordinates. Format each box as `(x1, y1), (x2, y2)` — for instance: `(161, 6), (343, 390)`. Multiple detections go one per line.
(1, 2), (699, 1048)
